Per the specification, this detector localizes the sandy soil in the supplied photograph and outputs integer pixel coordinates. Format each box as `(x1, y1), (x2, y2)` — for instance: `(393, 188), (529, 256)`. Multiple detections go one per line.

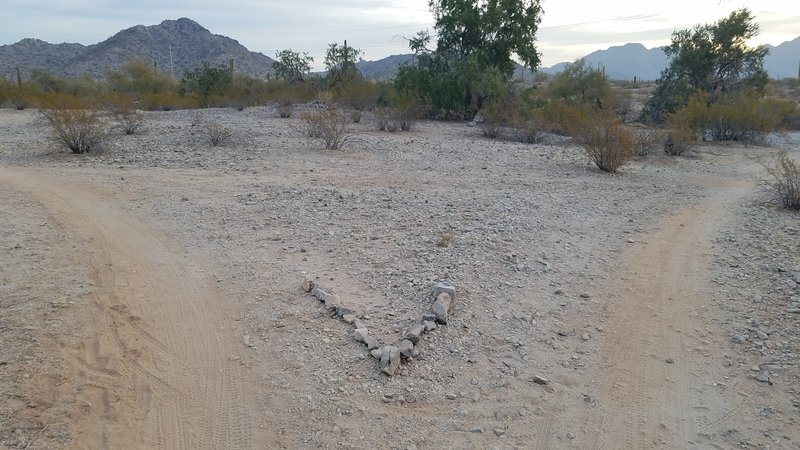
(0, 106), (798, 449)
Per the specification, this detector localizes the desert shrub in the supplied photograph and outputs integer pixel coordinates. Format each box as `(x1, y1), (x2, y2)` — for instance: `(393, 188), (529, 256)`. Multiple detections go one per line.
(581, 118), (635, 172)
(336, 80), (379, 112)
(669, 90), (790, 142)
(189, 110), (204, 127)
(376, 99), (421, 132)
(141, 91), (198, 111)
(205, 122), (232, 146)
(542, 100), (596, 137)
(302, 107), (352, 149)
(632, 126), (662, 156)
(765, 150), (800, 210)
(36, 94), (109, 154)
(478, 100), (507, 138)
(103, 93), (145, 135)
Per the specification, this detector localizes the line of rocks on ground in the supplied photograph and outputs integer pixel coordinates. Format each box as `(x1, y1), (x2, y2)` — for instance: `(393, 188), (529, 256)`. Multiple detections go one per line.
(302, 273), (455, 376)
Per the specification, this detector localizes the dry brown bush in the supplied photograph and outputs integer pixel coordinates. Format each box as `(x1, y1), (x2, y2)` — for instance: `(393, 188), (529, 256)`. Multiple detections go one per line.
(765, 150), (800, 210)
(302, 107), (352, 149)
(582, 118), (635, 172)
(36, 94), (109, 154)
(104, 93), (145, 135)
(478, 101), (506, 139)
(205, 122), (232, 146)
(376, 101), (420, 132)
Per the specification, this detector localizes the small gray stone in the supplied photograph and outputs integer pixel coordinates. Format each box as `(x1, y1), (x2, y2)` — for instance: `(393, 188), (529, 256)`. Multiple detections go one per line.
(445, 393), (457, 400)
(398, 339), (414, 358)
(342, 314), (356, 324)
(422, 313), (438, 322)
(334, 306), (354, 318)
(468, 426), (483, 434)
(365, 336), (381, 351)
(324, 294), (340, 309)
(312, 286), (330, 302)
(731, 334), (747, 344)
(380, 346), (401, 376)
(403, 323), (425, 344)
(531, 375), (549, 385)
(370, 349), (382, 359)
(433, 281), (456, 299)
(493, 428), (506, 437)
(354, 328), (370, 343)
(579, 292), (591, 299)
(423, 320), (437, 332)
(354, 319), (367, 330)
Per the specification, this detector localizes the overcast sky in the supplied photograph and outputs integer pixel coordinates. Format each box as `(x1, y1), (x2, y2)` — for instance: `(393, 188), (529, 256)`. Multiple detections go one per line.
(1, 0), (798, 70)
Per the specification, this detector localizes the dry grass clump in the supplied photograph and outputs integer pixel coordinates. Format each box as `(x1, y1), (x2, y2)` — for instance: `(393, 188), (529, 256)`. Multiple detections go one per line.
(376, 103), (419, 132)
(36, 94), (109, 154)
(104, 93), (145, 135)
(582, 118), (635, 172)
(765, 150), (800, 210)
(302, 107), (352, 149)
(205, 122), (232, 146)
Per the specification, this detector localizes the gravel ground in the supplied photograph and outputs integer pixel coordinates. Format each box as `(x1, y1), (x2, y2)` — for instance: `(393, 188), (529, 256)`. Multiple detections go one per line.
(0, 106), (798, 449)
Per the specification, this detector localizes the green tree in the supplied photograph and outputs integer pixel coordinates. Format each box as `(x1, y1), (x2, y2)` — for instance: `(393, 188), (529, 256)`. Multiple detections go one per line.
(395, 0), (543, 113)
(643, 8), (769, 122)
(272, 49), (313, 83)
(181, 62), (234, 100)
(324, 41), (363, 87)
(106, 58), (176, 96)
(547, 59), (610, 106)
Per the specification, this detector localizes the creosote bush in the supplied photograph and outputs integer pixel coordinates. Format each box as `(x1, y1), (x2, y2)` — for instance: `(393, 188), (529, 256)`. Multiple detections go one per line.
(582, 118), (635, 172)
(765, 150), (800, 210)
(36, 94), (109, 154)
(205, 122), (232, 146)
(302, 107), (352, 149)
(478, 101), (506, 138)
(376, 101), (419, 132)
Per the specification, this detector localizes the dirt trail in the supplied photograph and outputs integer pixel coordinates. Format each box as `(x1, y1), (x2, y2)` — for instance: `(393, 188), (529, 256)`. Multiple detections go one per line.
(0, 166), (269, 449)
(586, 177), (754, 449)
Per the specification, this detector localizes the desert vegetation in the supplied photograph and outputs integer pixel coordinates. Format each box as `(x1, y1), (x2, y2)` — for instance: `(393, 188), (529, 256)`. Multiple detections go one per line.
(0, 4), (795, 176)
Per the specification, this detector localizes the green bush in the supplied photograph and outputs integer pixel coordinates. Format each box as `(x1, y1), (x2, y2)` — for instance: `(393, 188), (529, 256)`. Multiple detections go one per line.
(581, 117), (635, 172)
(669, 90), (789, 142)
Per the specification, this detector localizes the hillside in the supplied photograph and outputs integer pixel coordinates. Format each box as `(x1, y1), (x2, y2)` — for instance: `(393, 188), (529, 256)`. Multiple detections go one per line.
(0, 18), (274, 80)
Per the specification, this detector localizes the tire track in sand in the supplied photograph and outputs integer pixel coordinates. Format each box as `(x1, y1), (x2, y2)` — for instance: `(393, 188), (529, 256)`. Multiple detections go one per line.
(584, 178), (753, 449)
(0, 166), (270, 449)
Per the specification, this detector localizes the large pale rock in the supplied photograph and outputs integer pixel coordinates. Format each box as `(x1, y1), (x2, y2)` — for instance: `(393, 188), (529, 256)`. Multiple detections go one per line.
(432, 292), (452, 324)
(301, 273), (314, 292)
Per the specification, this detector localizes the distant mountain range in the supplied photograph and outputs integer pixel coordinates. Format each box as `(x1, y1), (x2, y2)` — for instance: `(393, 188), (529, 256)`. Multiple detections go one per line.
(537, 38), (800, 81)
(1, 17), (796, 83)
(0, 18), (274, 80)
(356, 37), (799, 81)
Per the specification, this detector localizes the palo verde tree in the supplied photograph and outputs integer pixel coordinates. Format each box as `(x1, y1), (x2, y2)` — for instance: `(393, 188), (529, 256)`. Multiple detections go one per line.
(643, 8), (769, 122)
(272, 49), (314, 83)
(324, 41), (363, 88)
(547, 58), (610, 107)
(395, 0), (543, 113)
